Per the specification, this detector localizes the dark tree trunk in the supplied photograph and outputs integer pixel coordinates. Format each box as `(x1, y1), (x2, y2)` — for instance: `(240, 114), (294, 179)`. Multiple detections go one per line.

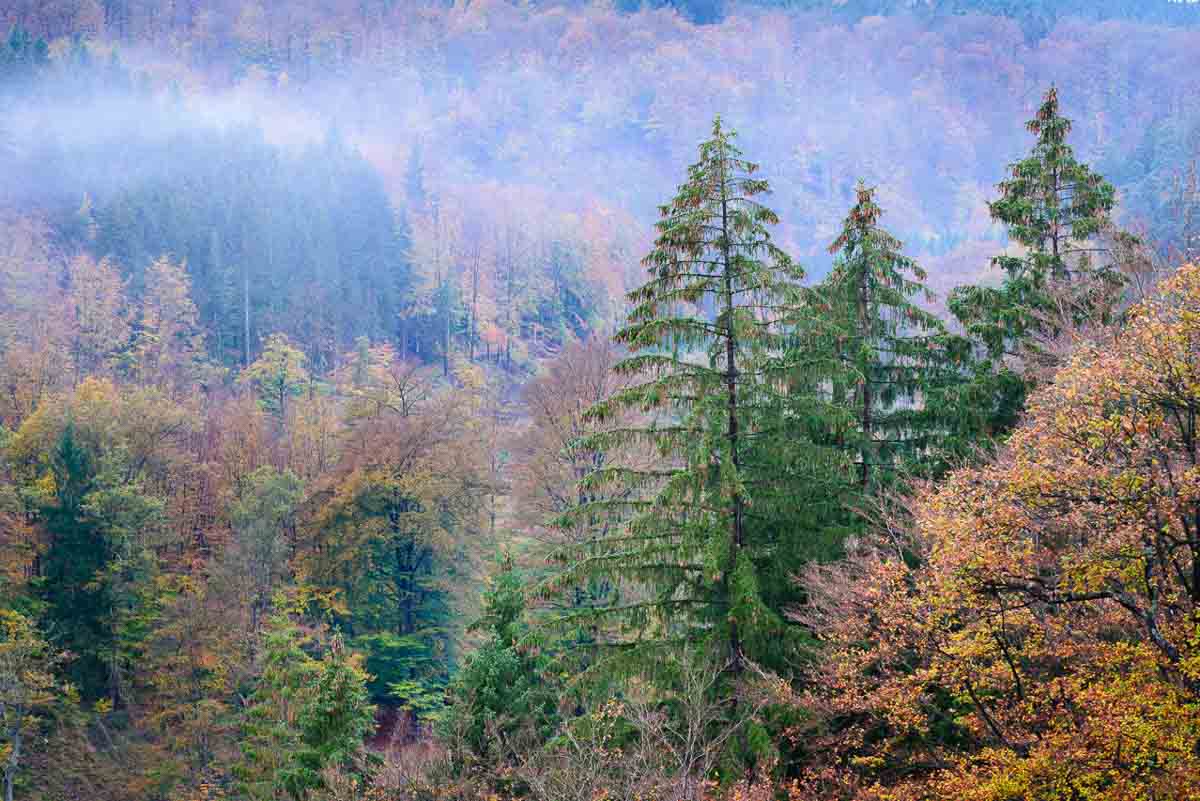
(720, 165), (743, 677)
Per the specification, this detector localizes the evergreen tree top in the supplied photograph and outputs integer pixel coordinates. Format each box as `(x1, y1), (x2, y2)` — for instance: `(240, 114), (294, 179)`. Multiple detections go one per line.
(989, 84), (1116, 278)
(823, 181), (941, 337)
(1027, 85), (1069, 140)
(829, 181), (898, 256)
(610, 116), (802, 367)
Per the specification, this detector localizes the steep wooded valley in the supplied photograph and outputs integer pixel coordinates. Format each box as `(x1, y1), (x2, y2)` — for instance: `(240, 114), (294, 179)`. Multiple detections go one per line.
(1, 2), (1199, 800)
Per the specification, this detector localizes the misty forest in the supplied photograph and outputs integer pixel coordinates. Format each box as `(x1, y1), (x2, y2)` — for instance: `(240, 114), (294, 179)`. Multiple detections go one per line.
(2, 1), (1200, 799)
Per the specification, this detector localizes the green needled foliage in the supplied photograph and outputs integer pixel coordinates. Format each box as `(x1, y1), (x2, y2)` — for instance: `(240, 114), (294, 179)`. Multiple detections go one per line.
(949, 85), (1118, 365)
(235, 617), (376, 801)
(545, 116), (807, 684)
(234, 614), (321, 801)
(938, 86), (1120, 463)
(799, 182), (953, 490)
(282, 634), (377, 800)
(440, 558), (561, 772)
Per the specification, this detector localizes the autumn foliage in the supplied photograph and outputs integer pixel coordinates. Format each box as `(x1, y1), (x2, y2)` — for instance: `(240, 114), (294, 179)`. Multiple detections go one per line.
(796, 263), (1200, 800)
(2, 1), (1199, 797)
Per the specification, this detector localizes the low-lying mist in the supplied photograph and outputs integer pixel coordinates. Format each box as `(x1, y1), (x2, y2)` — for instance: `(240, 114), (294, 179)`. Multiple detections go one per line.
(5, 2), (1197, 320)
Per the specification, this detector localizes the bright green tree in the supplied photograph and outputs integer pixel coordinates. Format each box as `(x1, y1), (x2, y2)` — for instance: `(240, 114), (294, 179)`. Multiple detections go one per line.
(549, 116), (806, 684)
(281, 634), (377, 800)
(239, 333), (309, 419)
(799, 182), (953, 488)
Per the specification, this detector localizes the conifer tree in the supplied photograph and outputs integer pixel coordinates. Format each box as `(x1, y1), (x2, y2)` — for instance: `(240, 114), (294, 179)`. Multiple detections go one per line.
(950, 85), (1118, 372)
(549, 117), (805, 681)
(440, 558), (560, 769)
(282, 634), (376, 800)
(234, 613), (319, 801)
(938, 86), (1120, 460)
(800, 182), (951, 488)
(33, 417), (164, 705)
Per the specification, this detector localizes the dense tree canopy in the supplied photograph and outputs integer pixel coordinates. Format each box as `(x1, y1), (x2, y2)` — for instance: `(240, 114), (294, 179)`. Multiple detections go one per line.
(0, 2), (1197, 799)
(797, 261), (1200, 800)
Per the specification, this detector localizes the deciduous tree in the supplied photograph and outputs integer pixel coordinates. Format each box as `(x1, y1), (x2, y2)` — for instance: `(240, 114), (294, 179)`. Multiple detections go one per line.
(0, 610), (70, 801)
(795, 262), (1200, 801)
(132, 256), (209, 392)
(65, 254), (130, 385)
(240, 334), (309, 420)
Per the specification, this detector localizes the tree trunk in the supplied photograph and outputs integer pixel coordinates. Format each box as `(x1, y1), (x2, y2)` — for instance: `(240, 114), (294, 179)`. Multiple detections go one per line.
(442, 283), (450, 378)
(5, 725), (18, 801)
(243, 267), (251, 368)
(470, 249), (480, 362)
(858, 261), (872, 489)
(720, 163), (743, 677)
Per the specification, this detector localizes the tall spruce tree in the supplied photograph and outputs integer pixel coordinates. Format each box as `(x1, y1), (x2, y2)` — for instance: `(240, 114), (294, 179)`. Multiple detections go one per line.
(950, 85), (1118, 372)
(549, 117), (805, 682)
(798, 182), (951, 489)
(937, 86), (1119, 460)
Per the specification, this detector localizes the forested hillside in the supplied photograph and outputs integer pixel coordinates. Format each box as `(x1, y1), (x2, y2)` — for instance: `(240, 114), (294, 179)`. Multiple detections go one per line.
(0, 2), (1198, 800)
(639, 0), (1200, 28)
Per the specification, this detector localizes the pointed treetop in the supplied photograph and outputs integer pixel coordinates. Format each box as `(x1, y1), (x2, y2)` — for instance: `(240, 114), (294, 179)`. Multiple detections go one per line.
(1028, 84), (1069, 139)
(988, 84), (1115, 275)
(829, 181), (889, 256)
